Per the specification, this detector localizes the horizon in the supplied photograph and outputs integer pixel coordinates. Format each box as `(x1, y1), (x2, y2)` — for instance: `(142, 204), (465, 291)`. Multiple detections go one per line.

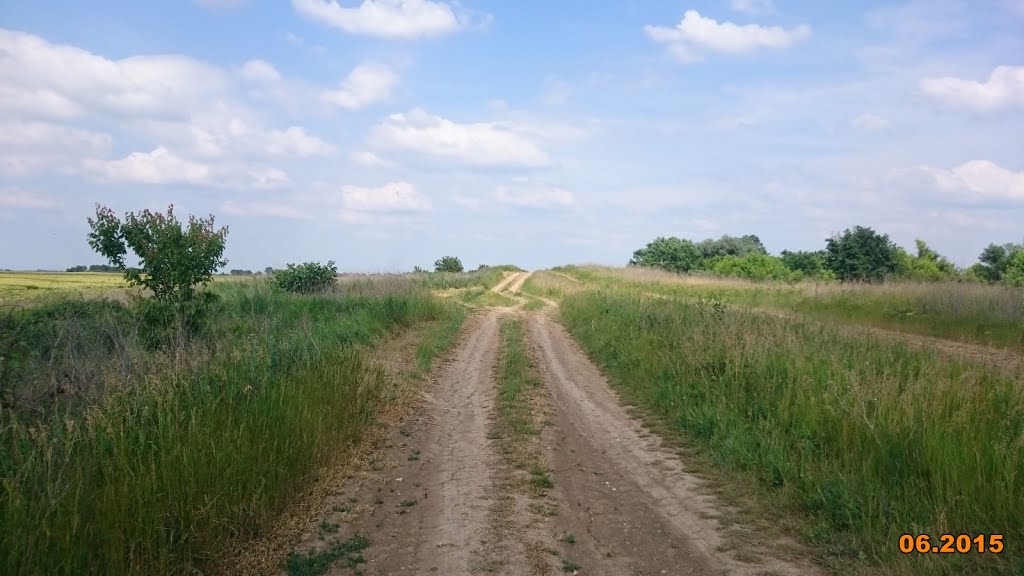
(1, 1), (1023, 271)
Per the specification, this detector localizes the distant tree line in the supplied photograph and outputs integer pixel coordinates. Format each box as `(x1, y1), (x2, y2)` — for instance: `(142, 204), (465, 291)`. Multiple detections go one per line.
(629, 226), (1024, 285)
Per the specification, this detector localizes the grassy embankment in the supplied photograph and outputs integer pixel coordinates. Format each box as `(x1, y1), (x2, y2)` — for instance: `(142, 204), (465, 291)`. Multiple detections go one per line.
(0, 272), (475, 575)
(524, 269), (1023, 574)
(554, 265), (1024, 350)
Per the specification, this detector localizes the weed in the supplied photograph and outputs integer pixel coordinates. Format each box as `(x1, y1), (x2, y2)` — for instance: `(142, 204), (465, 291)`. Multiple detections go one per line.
(408, 449), (421, 461)
(561, 558), (581, 573)
(284, 533), (370, 576)
(399, 499), (417, 507)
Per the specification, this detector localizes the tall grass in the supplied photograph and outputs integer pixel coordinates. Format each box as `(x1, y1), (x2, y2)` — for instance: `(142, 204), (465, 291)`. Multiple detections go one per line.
(560, 288), (1024, 575)
(563, 266), (1024, 349)
(0, 280), (464, 575)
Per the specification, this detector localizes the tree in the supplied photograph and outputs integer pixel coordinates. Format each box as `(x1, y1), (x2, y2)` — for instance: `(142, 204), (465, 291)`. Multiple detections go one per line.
(274, 261), (337, 293)
(824, 226), (899, 282)
(1003, 250), (1024, 287)
(65, 265), (88, 272)
(696, 234), (767, 260)
(780, 250), (827, 278)
(87, 204), (228, 304)
(434, 256), (464, 273)
(896, 239), (958, 281)
(975, 243), (1024, 282)
(629, 237), (703, 273)
(264, 266), (275, 275)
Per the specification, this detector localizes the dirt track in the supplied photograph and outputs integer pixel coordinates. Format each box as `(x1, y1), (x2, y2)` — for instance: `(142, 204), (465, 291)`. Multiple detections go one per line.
(289, 272), (818, 575)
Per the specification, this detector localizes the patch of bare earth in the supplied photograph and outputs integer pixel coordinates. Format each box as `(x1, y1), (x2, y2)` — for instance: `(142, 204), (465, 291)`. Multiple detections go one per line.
(287, 309), (544, 575)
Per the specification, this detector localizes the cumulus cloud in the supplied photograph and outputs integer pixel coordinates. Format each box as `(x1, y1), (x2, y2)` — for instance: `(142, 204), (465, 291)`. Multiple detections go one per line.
(920, 66), (1024, 111)
(240, 59), (282, 83)
(341, 181), (431, 212)
(264, 126), (335, 157)
(291, 0), (464, 38)
(0, 28), (228, 121)
(349, 151), (393, 166)
(321, 63), (398, 109)
(892, 160), (1024, 205)
(644, 10), (810, 62)
(369, 108), (550, 168)
(494, 180), (574, 209)
(83, 147), (210, 185)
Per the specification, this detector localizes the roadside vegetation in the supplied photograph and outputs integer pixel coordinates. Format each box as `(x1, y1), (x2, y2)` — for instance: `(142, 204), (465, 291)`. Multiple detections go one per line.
(0, 206), (474, 575)
(628, 227), (1024, 286)
(541, 274), (1023, 575)
(554, 265), (1024, 349)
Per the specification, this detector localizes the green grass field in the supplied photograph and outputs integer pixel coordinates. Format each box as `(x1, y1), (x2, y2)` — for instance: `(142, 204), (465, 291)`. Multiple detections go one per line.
(538, 270), (1024, 575)
(0, 277), (466, 575)
(552, 265), (1024, 350)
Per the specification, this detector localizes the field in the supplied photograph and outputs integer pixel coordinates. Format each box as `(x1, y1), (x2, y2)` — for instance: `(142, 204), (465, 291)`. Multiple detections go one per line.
(2, 267), (1022, 575)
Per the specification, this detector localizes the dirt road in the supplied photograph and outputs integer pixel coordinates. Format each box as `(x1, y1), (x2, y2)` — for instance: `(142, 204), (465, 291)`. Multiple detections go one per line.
(289, 272), (818, 575)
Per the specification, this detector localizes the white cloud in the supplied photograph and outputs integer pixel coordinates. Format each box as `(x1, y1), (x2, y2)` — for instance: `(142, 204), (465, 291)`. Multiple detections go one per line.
(0, 188), (61, 210)
(730, 0), (775, 15)
(291, 0), (463, 38)
(369, 108), (550, 167)
(920, 66), (1024, 111)
(264, 126), (335, 157)
(0, 121), (112, 176)
(221, 200), (308, 219)
(851, 113), (889, 130)
(494, 181), (574, 209)
(349, 151), (393, 166)
(321, 63), (398, 109)
(0, 28), (228, 121)
(240, 59), (282, 83)
(918, 160), (1024, 202)
(644, 10), (810, 62)
(341, 181), (431, 212)
(83, 147), (210, 185)
(247, 168), (290, 189)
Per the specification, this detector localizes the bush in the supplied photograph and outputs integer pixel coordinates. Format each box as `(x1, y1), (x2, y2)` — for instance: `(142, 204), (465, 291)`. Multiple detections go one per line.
(274, 261), (338, 294)
(711, 254), (798, 282)
(824, 226), (899, 282)
(434, 256), (464, 273)
(87, 204), (228, 304)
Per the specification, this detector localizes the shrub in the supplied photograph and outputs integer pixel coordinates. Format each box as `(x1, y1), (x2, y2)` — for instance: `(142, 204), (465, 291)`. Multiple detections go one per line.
(87, 204), (228, 304)
(434, 256), (464, 273)
(274, 261), (338, 294)
(711, 254), (798, 282)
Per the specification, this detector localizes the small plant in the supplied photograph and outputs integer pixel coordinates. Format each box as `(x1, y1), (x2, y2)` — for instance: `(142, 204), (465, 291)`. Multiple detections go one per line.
(319, 520), (339, 535)
(284, 533), (370, 576)
(275, 261), (338, 294)
(408, 449), (421, 461)
(561, 558), (581, 573)
(434, 256), (464, 273)
(560, 532), (576, 544)
(399, 499), (417, 507)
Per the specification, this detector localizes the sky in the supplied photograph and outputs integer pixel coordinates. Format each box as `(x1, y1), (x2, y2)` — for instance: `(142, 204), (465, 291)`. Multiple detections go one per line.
(1, 0), (1022, 271)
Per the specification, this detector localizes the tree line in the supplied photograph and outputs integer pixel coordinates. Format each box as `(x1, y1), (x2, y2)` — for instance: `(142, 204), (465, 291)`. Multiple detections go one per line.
(629, 226), (1024, 285)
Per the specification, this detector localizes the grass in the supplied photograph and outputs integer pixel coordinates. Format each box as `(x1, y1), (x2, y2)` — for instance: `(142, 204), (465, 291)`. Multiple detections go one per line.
(0, 279), (466, 575)
(558, 287), (1024, 575)
(558, 265), (1024, 350)
(284, 533), (370, 576)
(494, 317), (554, 498)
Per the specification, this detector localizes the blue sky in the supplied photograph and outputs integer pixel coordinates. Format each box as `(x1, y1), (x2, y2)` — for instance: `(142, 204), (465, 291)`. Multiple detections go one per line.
(1, 0), (1022, 271)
